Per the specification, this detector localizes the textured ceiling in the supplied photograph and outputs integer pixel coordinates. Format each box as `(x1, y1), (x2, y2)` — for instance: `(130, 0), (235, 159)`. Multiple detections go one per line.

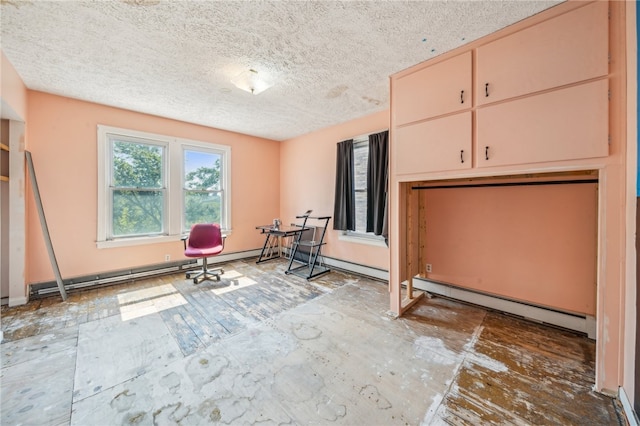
(1, 0), (561, 141)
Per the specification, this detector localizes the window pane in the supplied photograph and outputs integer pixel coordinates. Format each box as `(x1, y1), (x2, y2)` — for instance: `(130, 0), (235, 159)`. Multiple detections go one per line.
(353, 141), (368, 233)
(184, 150), (221, 190)
(353, 143), (368, 191)
(112, 140), (163, 188)
(184, 191), (221, 230)
(112, 190), (164, 236)
(355, 190), (367, 233)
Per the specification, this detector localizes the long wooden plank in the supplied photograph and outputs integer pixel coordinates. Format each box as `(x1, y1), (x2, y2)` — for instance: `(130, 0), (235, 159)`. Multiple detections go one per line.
(25, 151), (67, 301)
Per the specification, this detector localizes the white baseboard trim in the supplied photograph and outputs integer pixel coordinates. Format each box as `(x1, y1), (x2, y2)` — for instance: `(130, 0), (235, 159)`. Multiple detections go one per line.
(413, 277), (595, 338)
(203, 249), (261, 265)
(28, 248), (385, 301)
(323, 257), (389, 281)
(619, 386), (639, 426)
(8, 296), (28, 307)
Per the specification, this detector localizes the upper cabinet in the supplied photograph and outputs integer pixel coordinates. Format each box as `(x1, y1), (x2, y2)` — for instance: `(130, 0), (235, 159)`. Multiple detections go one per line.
(390, 1), (610, 180)
(394, 112), (471, 175)
(475, 1), (608, 106)
(476, 79), (609, 168)
(394, 52), (472, 126)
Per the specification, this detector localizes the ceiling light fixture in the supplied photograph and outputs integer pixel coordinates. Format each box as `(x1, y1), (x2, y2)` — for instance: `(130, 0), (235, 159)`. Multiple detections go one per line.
(231, 69), (272, 95)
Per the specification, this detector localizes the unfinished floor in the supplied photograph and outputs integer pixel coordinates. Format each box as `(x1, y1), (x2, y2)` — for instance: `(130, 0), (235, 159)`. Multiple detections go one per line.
(1, 258), (625, 425)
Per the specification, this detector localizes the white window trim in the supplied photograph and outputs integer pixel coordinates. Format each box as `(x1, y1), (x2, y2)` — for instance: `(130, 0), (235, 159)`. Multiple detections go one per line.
(341, 136), (386, 246)
(97, 125), (231, 249)
(339, 232), (387, 247)
(178, 138), (231, 234)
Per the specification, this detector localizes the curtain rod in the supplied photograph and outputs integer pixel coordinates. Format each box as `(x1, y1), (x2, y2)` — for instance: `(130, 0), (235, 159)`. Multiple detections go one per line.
(411, 179), (598, 191)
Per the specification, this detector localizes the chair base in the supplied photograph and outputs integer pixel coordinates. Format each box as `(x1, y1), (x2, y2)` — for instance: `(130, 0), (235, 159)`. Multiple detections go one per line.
(186, 267), (224, 284)
(186, 256), (224, 284)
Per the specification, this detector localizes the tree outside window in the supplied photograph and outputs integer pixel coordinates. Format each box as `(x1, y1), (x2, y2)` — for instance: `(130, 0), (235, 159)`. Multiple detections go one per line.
(183, 149), (223, 231)
(111, 140), (165, 237)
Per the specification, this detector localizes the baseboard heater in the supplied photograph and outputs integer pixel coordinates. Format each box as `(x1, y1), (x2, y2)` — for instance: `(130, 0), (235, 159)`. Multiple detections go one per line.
(28, 249), (389, 299)
(412, 275), (596, 339)
(29, 249), (261, 298)
(30, 261), (197, 297)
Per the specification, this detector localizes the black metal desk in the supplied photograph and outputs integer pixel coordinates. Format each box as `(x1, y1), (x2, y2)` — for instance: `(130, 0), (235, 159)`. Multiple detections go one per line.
(255, 225), (306, 263)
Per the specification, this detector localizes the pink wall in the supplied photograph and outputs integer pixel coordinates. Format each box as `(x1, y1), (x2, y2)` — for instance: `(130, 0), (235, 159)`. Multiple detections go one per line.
(280, 111), (390, 270)
(422, 182), (598, 315)
(1, 51), (27, 121)
(25, 91), (280, 283)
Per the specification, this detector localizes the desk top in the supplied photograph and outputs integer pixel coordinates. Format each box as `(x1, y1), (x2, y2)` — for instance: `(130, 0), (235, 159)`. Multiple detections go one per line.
(256, 225), (307, 236)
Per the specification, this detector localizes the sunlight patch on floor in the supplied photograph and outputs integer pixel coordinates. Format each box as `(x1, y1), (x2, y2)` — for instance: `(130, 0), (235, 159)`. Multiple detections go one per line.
(117, 284), (187, 321)
(211, 270), (257, 295)
(117, 284), (177, 305)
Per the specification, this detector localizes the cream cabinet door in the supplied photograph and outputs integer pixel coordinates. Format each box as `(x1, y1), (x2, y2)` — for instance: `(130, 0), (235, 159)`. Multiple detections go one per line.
(394, 112), (472, 175)
(393, 52), (471, 126)
(476, 79), (608, 168)
(476, 1), (608, 105)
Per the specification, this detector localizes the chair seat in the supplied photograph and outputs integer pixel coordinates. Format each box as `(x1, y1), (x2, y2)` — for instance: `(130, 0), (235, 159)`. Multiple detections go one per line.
(184, 244), (223, 258)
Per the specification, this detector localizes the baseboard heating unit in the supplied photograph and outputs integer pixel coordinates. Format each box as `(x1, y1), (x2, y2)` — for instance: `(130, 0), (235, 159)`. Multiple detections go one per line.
(412, 275), (596, 339)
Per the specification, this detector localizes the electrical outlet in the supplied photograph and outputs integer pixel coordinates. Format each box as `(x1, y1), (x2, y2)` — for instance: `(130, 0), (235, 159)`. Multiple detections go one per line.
(426, 263), (432, 273)
(165, 254), (171, 262)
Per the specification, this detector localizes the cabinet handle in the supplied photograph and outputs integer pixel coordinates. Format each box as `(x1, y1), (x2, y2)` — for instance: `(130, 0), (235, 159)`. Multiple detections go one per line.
(485, 83), (489, 97)
(485, 146), (489, 160)
(460, 150), (464, 163)
(460, 90), (464, 104)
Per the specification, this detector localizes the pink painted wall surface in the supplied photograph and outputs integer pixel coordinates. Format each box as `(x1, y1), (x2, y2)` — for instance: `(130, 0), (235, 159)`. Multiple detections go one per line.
(1, 51), (27, 121)
(25, 91), (280, 283)
(423, 182), (598, 315)
(280, 110), (390, 270)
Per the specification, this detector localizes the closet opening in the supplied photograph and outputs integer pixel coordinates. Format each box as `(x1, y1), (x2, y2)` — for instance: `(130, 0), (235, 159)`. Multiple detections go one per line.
(402, 170), (599, 337)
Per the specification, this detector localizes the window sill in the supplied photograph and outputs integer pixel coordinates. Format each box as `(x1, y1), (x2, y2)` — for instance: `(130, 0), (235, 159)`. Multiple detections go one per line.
(97, 235), (178, 249)
(338, 233), (387, 248)
(97, 229), (232, 249)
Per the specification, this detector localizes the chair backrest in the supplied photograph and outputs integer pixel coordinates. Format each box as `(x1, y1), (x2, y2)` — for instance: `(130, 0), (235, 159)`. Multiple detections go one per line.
(188, 223), (223, 249)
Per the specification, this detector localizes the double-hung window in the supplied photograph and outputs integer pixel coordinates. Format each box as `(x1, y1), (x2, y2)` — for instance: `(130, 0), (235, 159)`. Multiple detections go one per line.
(97, 125), (231, 248)
(110, 137), (167, 238)
(182, 147), (224, 232)
(342, 138), (386, 246)
(353, 138), (368, 234)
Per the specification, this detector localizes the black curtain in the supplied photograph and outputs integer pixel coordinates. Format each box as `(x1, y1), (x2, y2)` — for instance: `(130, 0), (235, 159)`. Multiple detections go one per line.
(366, 130), (389, 241)
(333, 139), (355, 231)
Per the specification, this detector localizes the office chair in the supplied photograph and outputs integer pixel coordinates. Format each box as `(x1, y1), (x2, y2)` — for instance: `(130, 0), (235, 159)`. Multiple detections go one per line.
(182, 223), (225, 284)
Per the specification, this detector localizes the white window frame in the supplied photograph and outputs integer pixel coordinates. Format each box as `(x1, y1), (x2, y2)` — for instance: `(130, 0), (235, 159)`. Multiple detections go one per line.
(339, 136), (386, 247)
(180, 141), (230, 234)
(97, 125), (231, 249)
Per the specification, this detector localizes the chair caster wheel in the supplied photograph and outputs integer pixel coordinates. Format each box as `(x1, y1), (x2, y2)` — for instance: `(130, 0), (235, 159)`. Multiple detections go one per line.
(193, 279), (198, 284)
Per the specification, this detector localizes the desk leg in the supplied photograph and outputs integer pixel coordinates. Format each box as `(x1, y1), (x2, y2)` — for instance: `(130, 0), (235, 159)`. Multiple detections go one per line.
(257, 233), (283, 263)
(257, 233), (272, 263)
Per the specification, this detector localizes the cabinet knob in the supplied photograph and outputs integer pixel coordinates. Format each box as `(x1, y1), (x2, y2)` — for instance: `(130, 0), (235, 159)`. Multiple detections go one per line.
(460, 149), (464, 163)
(485, 83), (489, 97)
(460, 90), (464, 104)
(485, 146), (490, 160)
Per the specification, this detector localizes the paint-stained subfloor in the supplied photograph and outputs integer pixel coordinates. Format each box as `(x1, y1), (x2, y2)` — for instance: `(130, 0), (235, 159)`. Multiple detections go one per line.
(1, 258), (625, 425)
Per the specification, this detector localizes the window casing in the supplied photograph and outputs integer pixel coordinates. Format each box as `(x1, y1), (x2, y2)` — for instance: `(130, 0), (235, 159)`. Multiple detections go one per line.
(182, 146), (224, 233)
(97, 125), (231, 248)
(109, 136), (168, 239)
(341, 138), (385, 246)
